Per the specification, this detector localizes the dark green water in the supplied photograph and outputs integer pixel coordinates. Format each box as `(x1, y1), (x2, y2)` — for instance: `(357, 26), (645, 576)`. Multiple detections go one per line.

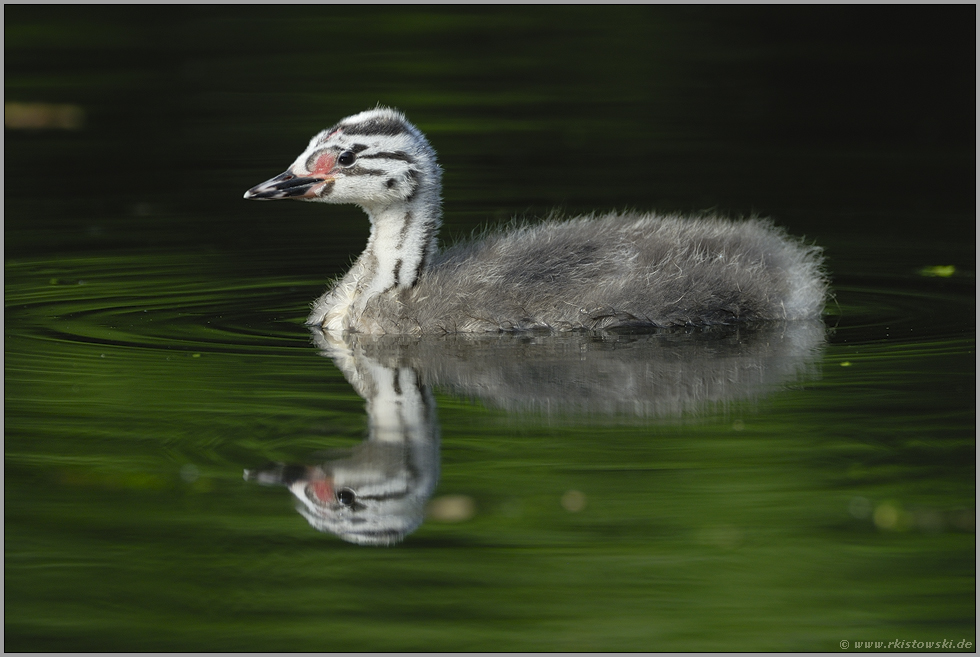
(5, 7), (975, 652)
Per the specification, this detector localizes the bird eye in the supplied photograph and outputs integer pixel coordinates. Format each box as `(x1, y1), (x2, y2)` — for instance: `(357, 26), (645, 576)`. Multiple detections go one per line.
(337, 151), (356, 167)
(336, 488), (356, 506)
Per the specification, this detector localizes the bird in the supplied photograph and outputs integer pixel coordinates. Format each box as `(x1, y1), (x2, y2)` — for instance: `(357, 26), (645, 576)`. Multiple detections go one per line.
(244, 107), (827, 335)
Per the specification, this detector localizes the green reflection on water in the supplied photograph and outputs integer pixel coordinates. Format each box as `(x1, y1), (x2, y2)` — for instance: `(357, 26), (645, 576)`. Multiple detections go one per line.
(5, 254), (974, 651)
(5, 5), (975, 652)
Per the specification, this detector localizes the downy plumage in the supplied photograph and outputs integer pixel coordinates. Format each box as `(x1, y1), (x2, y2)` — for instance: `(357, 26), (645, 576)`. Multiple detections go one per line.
(245, 107), (827, 334)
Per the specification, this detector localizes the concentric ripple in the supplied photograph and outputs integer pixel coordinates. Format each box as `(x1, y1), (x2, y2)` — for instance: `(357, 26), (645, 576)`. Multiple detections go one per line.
(6, 253), (323, 356)
(825, 273), (974, 348)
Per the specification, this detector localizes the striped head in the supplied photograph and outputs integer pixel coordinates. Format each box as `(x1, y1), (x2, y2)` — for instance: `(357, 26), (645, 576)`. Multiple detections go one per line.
(244, 107), (441, 214)
(244, 440), (437, 547)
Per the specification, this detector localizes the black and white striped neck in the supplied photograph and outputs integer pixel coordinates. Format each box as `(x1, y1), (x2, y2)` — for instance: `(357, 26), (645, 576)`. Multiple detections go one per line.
(356, 193), (441, 294)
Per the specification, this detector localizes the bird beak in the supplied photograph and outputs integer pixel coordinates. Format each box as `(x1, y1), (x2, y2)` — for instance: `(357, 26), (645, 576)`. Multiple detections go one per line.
(243, 169), (334, 200)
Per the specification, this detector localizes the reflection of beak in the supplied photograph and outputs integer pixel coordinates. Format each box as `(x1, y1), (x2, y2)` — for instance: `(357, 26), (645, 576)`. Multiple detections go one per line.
(243, 169), (333, 200)
(243, 463), (336, 505)
(243, 462), (310, 487)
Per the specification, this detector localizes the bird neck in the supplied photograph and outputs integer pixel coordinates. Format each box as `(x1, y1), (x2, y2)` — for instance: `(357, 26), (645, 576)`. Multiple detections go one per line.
(345, 193), (442, 304)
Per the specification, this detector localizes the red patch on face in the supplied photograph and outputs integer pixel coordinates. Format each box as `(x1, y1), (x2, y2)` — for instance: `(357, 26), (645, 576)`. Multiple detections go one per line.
(310, 152), (336, 176)
(310, 478), (334, 502)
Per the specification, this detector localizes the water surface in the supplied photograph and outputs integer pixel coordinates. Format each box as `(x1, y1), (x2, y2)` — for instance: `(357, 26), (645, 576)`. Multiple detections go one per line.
(5, 7), (975, 652)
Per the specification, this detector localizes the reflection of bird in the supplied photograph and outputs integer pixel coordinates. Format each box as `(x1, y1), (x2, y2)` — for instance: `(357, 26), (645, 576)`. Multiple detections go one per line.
(245, 362), (440, 547)
(325, 322), (826, 418)
(246, 107), (827, 334)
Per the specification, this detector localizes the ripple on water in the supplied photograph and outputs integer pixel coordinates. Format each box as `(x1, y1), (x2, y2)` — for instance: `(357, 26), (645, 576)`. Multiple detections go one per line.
(6, 254), (322, 356)
(825, 272), (974, 349)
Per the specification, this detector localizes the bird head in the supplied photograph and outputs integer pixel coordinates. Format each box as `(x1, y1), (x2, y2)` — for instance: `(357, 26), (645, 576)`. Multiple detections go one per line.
(244, 107), (440, 213)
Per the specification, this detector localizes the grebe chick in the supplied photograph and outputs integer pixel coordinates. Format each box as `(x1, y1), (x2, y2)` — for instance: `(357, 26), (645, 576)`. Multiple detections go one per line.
(245, 107), (827, 335)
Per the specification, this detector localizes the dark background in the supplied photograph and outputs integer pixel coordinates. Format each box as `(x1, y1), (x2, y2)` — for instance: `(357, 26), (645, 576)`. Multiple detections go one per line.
(6, 6), (975, 275)
(5, 7), (975, 652)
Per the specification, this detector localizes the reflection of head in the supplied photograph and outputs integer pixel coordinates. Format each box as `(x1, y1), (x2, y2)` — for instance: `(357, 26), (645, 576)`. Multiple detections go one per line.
(246, 346), (440, 546)
(245, 438), (439, 546)
(292, 441), (432, 546)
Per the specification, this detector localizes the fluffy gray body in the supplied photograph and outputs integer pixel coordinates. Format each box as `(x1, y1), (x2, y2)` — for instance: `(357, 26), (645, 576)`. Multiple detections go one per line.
(245, 108), (827, 335)
(361, 213), (824, 333)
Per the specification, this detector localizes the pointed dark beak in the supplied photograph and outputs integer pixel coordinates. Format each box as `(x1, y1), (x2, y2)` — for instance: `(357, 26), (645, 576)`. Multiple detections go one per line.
(243, 169), (334, 200)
